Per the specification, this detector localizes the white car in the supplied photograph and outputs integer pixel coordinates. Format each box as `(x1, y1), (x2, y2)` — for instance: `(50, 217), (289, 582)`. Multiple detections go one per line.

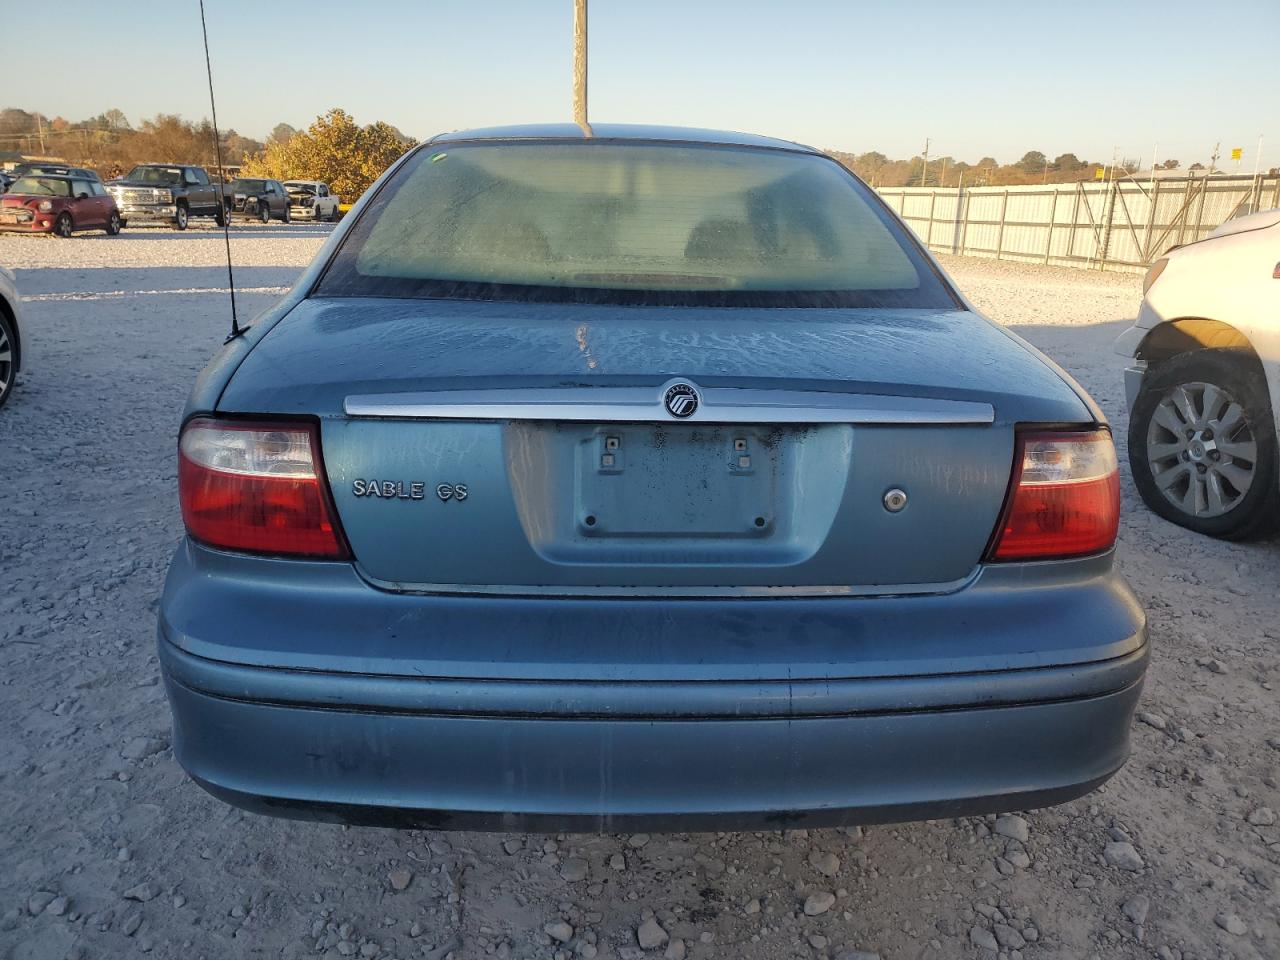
(283, 180), (341, 221)
(0, 264), (24, 408)
(1116, 208), (1280, 538)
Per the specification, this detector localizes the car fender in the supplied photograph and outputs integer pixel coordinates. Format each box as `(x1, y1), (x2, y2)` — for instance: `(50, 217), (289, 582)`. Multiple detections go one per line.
(1118, 223), (1280, 435)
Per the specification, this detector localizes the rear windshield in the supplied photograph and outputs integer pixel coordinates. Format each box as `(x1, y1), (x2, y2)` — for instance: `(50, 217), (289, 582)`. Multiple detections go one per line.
(316, 141), (955, 309)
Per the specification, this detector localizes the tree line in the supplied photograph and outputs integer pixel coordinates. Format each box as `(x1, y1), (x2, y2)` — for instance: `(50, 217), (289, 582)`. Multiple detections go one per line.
(830, 149), (1187, 188)
(0, 107), (415, 201)
(5, 105), (1205, 197)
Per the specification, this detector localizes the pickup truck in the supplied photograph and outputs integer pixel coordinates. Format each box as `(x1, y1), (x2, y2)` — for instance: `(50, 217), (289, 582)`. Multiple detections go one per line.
(106, 164), (227, 229)
(284, 180), (341, 221)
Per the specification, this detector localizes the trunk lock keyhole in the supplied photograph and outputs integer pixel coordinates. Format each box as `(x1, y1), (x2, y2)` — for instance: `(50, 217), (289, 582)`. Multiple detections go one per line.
(883, 488), (908, 513)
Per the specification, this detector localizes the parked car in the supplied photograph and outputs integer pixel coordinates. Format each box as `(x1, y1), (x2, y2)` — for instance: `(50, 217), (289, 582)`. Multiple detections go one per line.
(1116, 208), (1279, 539)
(10, 162), (102, 182)
(284, 180), (341, 221)
(0, 264), (23, 407)
(0, 170), (12, 193)
(229, 178), (290, 223)
(0, 174), (121, 237)
(161, 124), (1147, 831)
(106, 164), (226, 229)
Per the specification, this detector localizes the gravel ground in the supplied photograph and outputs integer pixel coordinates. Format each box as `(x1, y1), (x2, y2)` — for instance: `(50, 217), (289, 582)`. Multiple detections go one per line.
(2, 227), (1279, 960)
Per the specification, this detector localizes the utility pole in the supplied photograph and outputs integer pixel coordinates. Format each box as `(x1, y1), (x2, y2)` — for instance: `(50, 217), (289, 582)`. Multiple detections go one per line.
(1208, 142), (1220, 176)
(920, 137), (930, 187)
(572, 0), (591, 136)
(36, 113), (46, 154)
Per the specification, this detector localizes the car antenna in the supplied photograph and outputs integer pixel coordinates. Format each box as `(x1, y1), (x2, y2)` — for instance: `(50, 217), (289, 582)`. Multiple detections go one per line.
(198, 0), (243, 343)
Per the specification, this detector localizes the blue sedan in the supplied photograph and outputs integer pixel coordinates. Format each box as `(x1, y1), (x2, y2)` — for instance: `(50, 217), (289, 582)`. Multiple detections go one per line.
(159, 124), (1147, 831)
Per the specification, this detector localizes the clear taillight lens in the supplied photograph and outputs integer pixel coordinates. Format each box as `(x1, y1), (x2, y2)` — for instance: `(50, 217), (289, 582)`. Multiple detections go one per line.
(178, 418), (349, 559)
(988, 430), (1120, 561)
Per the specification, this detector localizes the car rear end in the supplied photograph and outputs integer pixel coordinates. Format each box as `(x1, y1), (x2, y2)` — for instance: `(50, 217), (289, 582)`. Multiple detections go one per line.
(160, 129), (1146, 830)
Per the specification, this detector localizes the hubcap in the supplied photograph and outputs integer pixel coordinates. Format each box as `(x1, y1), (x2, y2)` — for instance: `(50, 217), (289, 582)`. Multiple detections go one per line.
(1147, 380), (1257, 518)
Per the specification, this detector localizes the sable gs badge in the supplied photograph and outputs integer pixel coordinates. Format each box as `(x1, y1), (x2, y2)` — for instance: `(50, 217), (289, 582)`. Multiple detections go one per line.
(352, 480), (468, 502)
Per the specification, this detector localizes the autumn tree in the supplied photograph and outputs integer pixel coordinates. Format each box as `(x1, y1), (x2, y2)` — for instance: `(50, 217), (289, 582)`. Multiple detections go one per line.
(242, 108), (414, 202)
(270, 122), (297, 143)
(1016, 151), (1047, 174)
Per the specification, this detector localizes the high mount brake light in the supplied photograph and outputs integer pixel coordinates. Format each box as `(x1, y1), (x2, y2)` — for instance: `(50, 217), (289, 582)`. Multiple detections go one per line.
(178, 418), (349, 559)
(988, 430), (1120, 562)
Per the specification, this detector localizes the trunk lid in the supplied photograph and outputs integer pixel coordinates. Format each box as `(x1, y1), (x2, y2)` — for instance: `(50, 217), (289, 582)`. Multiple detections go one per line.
(218, 297), (1091, 591)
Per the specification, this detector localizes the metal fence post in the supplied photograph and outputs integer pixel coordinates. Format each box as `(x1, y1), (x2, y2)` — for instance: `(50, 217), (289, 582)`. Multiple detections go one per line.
(1098, 177), (1118, 271)
(1191, 176), (1209, 243)
(1067, 183), (1081, 262)
(959, 187), (970, 255)
(925, 191), (937, 250)
(1043, 188), (1059, 264)
(1142, 179), (1160, 264)
(995, 190), (1009, 261)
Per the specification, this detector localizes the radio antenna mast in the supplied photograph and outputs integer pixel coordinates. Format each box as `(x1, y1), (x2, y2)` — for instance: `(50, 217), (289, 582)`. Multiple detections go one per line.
(198, 0), (243, 342)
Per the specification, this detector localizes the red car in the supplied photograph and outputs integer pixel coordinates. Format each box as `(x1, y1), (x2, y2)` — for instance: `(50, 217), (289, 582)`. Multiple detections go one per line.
(0, 174), (121, 237)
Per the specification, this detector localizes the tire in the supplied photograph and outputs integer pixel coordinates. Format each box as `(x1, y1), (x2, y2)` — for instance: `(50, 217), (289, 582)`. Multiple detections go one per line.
(105, 210), (121, 236)
(174, 203), (189, 230)
(53, 213), (74, 238)
(258, 201), (271, 224)
(1128, 348), (1279, 539)
(329, 204), (339, 223)
(0, 309), (16, 408)
(214, 203), (227, 228)
(282, 205), (290, 224)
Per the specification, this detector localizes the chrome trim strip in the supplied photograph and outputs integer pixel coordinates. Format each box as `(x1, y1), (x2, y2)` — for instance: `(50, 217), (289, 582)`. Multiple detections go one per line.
(344, 380), (994, 425)
(358, 567), (982, 599)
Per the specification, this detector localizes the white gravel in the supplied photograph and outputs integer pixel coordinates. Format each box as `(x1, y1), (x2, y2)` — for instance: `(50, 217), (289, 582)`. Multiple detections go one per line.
(2, 227), (1278, 960)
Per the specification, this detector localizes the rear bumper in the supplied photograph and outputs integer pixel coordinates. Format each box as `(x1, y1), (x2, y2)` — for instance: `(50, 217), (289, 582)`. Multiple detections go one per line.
(161, 637), (1145, 831)
(158, 532), (1148, 831)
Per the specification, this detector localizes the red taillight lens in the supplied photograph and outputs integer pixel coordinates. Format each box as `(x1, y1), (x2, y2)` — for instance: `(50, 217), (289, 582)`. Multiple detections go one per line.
(178, 418), (349, 559)
(988, 430), (1119, 561)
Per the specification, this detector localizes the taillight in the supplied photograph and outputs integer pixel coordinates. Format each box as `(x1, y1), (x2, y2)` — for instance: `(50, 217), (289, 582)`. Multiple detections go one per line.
(988, 430), (1119, 562)
(178, 418), (349, 559)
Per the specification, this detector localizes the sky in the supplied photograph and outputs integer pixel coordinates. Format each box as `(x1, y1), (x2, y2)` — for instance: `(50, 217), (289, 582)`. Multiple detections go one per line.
(5, 0), (1278, 170)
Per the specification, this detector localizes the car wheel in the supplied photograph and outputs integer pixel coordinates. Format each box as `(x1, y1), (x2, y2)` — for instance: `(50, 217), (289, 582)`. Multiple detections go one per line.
(329, 204), (339, 223)
(105, 211), (121, 236)
(259, 202), (271, 224)
(1129, 348), (1279, 539)
(0, 309), (15, 408)
(174, 204), (189, 230)
(54, 213), (74, 238)
(214, 203), (227, 228)
(282, 205), (290, 224)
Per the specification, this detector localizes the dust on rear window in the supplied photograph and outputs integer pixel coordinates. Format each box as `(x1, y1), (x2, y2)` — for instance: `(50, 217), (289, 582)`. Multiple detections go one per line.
(317, 141), (955, 309)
